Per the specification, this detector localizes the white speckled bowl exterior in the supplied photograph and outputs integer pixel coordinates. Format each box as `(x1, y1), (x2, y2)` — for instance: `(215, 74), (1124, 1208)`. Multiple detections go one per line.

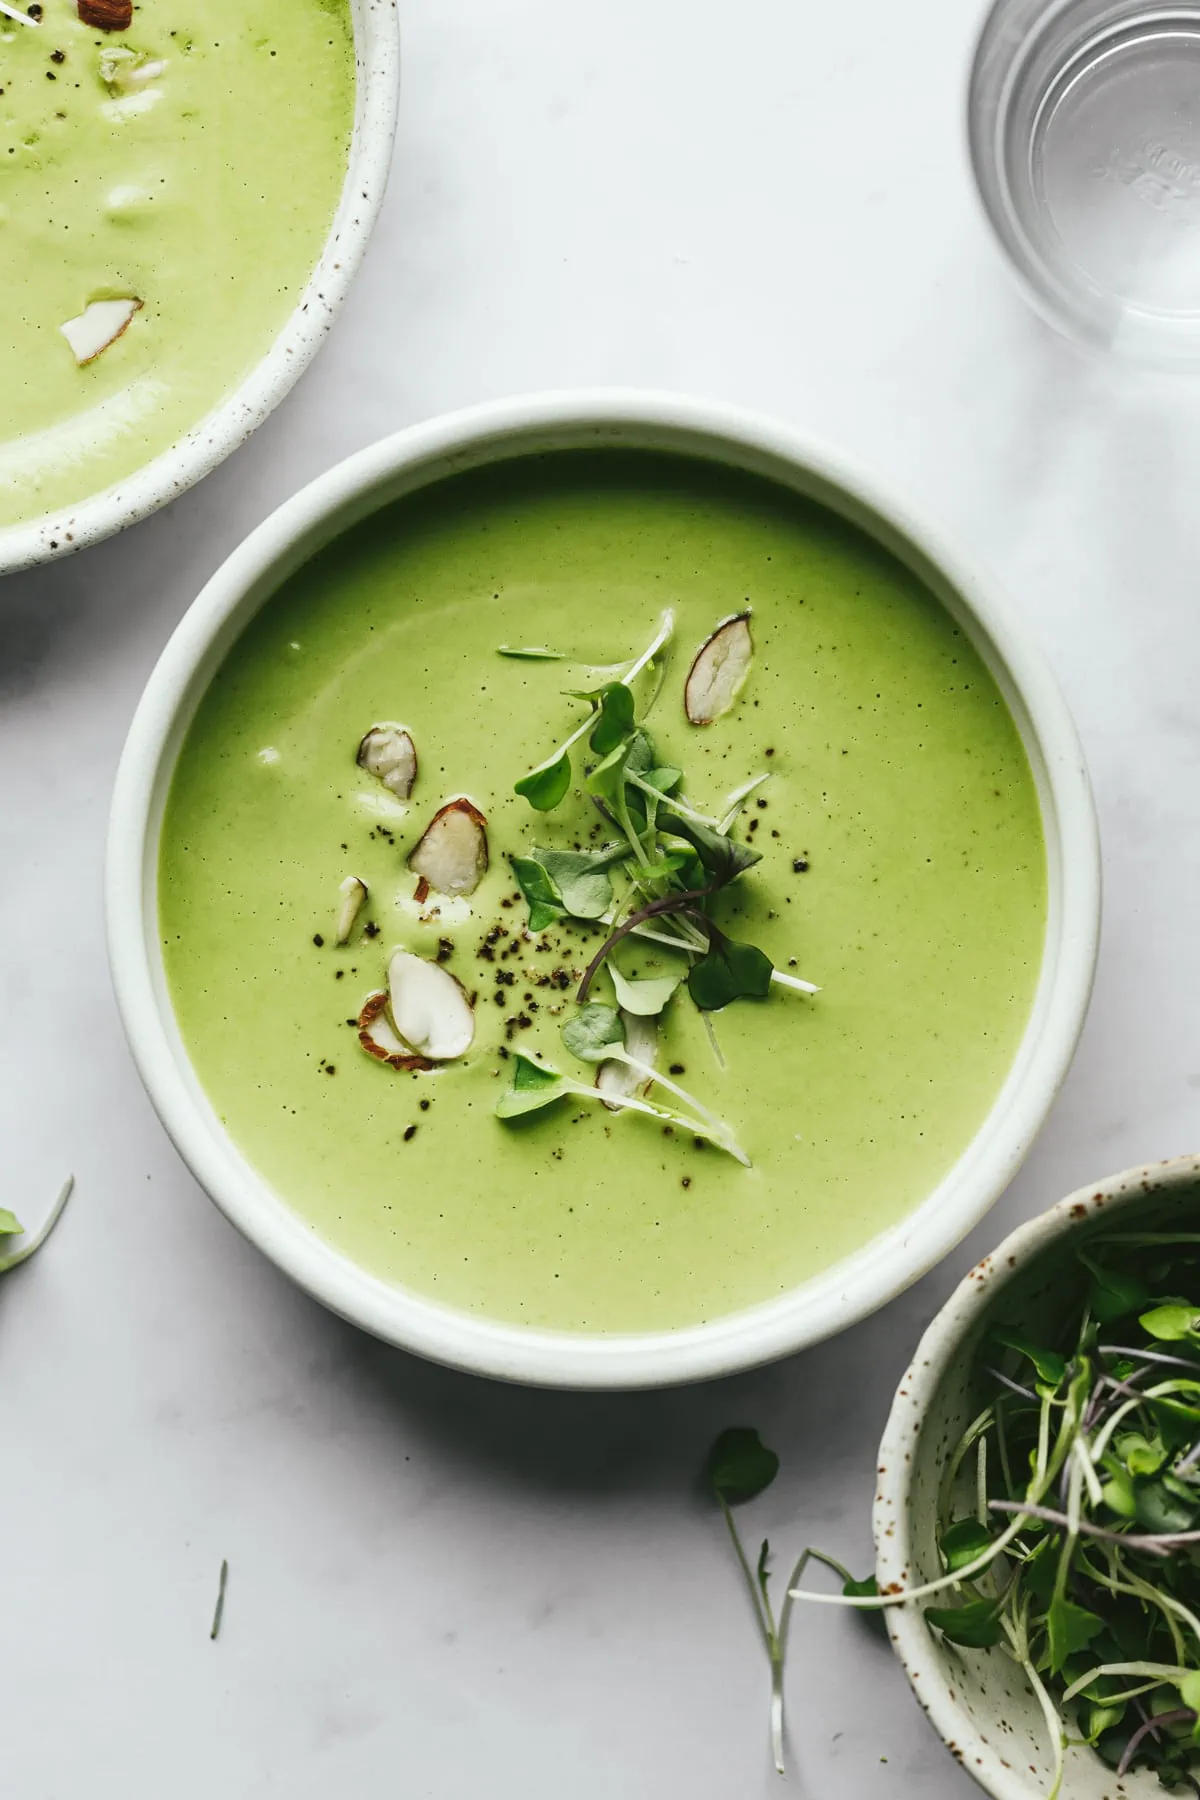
(875, 1154), (1200, 1799)
(107, 389), (1101, 1389)
(0, 0), (399, 577)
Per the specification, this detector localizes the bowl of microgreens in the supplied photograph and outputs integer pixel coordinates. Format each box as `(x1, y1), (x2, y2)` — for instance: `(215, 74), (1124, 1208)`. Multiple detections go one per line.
(871, 1154), (1200, 1800)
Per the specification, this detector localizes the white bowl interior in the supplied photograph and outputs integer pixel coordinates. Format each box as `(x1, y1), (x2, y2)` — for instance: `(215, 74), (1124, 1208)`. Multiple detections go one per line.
(0, 0), (400, 577)
(876, 1157), (1200, 1800)
(106, 392), (1101, 1387)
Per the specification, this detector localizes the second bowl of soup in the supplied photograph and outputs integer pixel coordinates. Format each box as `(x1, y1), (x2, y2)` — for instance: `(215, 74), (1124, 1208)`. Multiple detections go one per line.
(107, 392), (1100, 1387)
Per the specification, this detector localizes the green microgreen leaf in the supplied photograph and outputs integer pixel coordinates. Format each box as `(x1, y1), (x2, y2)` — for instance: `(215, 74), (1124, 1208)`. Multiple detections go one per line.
(511, 856), (566, 931)
(562, 1004), (625, 1064)
(1046, 1598), (1105, 1675)
(497, 645), (567, 660)
(925, 1598), (1005, 1648)
(991, 1327), (1067, 1389)
(1134, 1477), (1199, 1536)
(706, 1427), (780, 1506)
(1079, 1251), (1151, 1323)
(584, 681), (636, 756)
(0, 1208), (23, 1236)
(842, 1573), (879, 1599)
(608, 961), (684, 1018)
(538, 848), (617, 920)
(687, 933), (773, 1012)
(494, 1055), (567, 1118)
(515, 749), (573, 812)
(1083, 1701), (1126, 1743)
(1115, 1431), (1166, 1478)
(940, 1517), (994, 1572)
(1140, 1303), (1200, 1343)
(1101, 1468), (1138, 1519)
(662, 808), (761, 881)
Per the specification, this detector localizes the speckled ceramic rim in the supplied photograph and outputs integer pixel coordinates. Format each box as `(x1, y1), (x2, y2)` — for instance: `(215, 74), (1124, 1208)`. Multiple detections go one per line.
(874, 1152), (1200, 1799)
(106, 389), (1102, 1389)
(0, 0), (400, 578)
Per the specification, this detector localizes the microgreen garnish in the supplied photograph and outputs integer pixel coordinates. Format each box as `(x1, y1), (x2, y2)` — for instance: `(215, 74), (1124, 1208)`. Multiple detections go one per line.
(0, 1176), (73, 1273)
(495, 1049), (748, 1162)
(499, 612), (822, 1165)
(496, 646), (567, 660)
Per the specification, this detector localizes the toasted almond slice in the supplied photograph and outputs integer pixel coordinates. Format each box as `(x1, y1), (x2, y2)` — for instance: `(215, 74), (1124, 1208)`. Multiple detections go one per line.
(335, 875), (367, 945)
(597, 1011), (658, 1111)
(357, 991), (432, 1071)
(388, 950), (475, 1061)
(684, 612), (753, 725)
(408, 798), (488, 898)
(78, 0), (132, 26)
(357, 723), (417, 799)
(59, 297), (141, 366)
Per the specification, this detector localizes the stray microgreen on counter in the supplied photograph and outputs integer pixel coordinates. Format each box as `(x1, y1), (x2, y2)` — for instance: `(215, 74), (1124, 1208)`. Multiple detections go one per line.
(0, 1175), (74, 1273)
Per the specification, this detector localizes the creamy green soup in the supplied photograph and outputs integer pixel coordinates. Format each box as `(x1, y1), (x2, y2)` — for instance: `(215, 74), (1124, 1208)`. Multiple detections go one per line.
(159, 453), (1047, 1334)
(0, 0), (353, 529)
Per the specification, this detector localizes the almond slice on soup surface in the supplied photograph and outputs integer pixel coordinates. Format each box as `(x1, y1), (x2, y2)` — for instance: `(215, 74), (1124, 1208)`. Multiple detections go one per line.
(387, 950), (475, 1061)
(356, 724), (417, 799)
(59, 296), (141, 366)
(684, 612), (753, 725)
(335, 875), (367, 945)
(78, 0), (132, 28)
(407, 798), (488, 898)
(357, 990), (431, 1071)
(597, 1011), (658, 1111)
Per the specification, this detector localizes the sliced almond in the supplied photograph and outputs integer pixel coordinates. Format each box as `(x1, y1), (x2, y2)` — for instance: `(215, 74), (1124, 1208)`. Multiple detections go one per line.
(388, 950), (475, 1061)
(357, 991), (431, 1071)
(357, 724), (417, 799)
(597, 1011), (658, 1111)
(59, 297), (141, 366)
(684, 612), (753, 725)
(335, 875), (367, 945)
(99, 45), (164, 83)
(78, 0), (132, 26)
(408, 798), (488, 898)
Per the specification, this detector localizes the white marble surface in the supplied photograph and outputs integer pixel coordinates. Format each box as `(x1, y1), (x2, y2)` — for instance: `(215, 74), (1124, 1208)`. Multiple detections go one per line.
(4, 0), (1200, 1793)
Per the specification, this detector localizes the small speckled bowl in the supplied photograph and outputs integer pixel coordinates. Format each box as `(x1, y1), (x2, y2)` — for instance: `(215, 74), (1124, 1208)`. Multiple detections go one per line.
(875, 1153), (1200, 1799)
(0, 0), (399, 577)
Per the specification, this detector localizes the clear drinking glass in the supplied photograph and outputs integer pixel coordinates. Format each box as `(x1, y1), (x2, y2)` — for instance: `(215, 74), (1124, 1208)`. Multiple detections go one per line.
(969, 0), (1200, 359)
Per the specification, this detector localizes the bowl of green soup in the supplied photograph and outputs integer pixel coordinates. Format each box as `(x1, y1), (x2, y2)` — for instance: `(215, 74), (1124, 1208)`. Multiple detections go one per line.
(0, 0), (398, 573)
(106, 391), (1100, 1387)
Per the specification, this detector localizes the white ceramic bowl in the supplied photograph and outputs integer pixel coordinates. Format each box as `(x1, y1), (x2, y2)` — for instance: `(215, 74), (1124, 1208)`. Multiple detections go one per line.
(0, 0), (400, 578)
(106, 389), (1102, 1389)
(875, 1154), (1200, 1799)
